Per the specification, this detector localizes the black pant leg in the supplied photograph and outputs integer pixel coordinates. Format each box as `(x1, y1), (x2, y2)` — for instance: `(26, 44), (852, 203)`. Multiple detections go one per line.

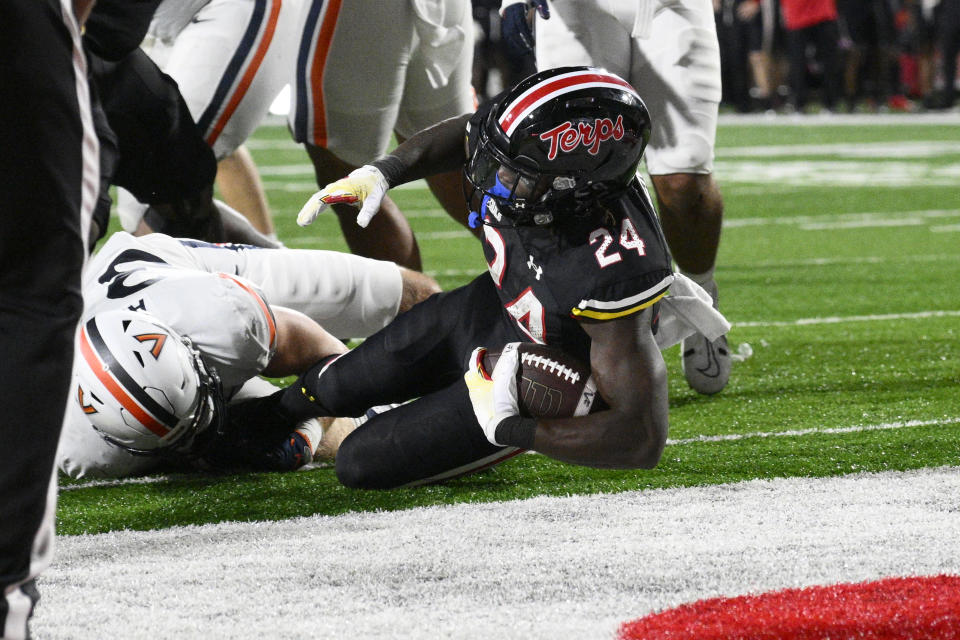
(938, 9), (960, 106)
(0, 0), (93, 636)
(814, 20), (842, 109)
(786, 27), (809, 109)
(309, 274), (520, 418)
(335, 379), (511, 489)
(316, 275), (524, 490)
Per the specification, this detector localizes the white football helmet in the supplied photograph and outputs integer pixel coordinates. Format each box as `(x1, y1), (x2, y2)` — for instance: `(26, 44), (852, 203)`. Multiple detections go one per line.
(72, 309), (224, 455)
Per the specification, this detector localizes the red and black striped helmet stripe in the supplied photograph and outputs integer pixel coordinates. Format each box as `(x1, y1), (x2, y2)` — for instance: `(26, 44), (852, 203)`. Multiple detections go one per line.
(498, 68), (639, 137)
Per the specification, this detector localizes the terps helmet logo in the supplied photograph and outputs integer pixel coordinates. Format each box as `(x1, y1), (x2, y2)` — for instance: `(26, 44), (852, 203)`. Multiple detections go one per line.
(538, 115), (625, 161)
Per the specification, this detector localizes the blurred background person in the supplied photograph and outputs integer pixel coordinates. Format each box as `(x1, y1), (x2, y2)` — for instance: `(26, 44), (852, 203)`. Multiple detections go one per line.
(779, 0), (843, 112)
(926, 0), (960, 109)
(716, 0), (779, 112)
(895, 0), (938, 104)
(837, 0), (912, 112)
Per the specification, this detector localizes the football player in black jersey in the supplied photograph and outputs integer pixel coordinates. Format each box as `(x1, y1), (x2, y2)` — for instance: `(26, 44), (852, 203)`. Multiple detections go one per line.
(235, 67), (679, 489)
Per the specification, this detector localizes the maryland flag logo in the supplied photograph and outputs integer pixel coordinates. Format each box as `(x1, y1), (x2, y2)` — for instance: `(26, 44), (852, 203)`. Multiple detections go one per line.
(134, 333), (167, 359)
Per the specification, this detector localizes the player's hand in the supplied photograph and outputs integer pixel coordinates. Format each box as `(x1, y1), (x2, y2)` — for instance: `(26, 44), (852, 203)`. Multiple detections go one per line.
(464, 343), (521, 446)
(500, 0), (550, 59)
(297, 165), (389, 228)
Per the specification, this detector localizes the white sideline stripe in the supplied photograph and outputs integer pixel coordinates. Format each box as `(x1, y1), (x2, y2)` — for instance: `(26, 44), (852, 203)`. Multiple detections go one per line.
(734, 309), (960, 328)
(33, 468), (960, 639)
(667, 417), (960, 447)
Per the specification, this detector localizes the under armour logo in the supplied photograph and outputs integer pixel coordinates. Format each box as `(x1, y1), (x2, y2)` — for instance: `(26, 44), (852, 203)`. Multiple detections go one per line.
(527, 255), (543, 280)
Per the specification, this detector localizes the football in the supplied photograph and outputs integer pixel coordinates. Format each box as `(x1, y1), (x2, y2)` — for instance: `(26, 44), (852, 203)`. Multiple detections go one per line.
(481, 343), (597, 419)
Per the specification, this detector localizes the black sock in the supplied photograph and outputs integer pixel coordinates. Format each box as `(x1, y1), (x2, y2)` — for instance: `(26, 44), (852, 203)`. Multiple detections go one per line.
(277, 353), (340, 420)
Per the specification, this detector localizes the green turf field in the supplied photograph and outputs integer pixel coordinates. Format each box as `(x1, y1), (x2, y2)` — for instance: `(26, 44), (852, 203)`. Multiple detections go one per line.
(58, 116), (960, 536)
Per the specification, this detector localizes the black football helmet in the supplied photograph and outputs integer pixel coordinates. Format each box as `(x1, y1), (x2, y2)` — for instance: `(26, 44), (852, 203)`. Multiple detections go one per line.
(465, 66), (651, 227)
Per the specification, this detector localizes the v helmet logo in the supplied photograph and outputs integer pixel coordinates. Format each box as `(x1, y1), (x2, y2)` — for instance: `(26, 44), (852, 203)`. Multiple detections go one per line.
(77, 385), (97, 414)
(134, 333), (167, 359)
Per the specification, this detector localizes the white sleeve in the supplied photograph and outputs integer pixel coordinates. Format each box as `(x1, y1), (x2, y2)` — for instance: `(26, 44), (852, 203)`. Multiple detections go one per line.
(212, 247), (404, 340)
(149, 271), (276, 392)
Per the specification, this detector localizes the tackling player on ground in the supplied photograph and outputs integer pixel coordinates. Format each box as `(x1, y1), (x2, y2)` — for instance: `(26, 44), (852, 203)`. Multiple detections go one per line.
(235, 67), (727, 489)
(57, 232), (439, 478)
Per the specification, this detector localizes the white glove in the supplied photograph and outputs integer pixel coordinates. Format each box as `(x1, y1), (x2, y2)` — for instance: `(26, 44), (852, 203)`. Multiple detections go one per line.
(296, 165), (389, 228)
(463, 343), (521, 446)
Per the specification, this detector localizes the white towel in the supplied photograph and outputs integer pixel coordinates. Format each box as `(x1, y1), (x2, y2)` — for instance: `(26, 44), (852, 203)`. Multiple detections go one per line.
(630, 0), (655, 39)
(652, 273), (730, 350)
(411, 0), (468, 89)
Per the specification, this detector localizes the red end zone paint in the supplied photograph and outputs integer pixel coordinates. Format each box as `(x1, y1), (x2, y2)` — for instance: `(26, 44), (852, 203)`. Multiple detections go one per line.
(618, 575), (960, 640)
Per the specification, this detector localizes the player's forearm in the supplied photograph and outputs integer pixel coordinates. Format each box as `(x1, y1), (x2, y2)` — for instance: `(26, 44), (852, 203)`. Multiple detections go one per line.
(372, 114), (472, 187)
(530, 406), (668, 469)
(261, 306), (347, 378)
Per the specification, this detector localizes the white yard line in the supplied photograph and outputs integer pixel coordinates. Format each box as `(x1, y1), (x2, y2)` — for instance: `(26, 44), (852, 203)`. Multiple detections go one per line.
(667, 417), (960, 446)
(728, 253), (957, 268)
(58, 475), (175, 492)
(734, 309), (960, 328)
(720, 140), (960, 158)
(427, 253), (956, 278)
(682, 209), (960, 230)
(717, 112), (960, 126)
(34, 467), (960, 639)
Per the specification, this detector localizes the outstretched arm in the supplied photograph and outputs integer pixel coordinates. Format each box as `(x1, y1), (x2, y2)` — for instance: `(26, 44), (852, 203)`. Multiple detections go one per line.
(371, 114), (473, 186)
(297, 114), (472, 228)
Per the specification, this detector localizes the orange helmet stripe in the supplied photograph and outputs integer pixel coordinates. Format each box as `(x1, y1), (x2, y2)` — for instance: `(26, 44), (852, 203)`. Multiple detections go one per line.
(78, 325), (170, 437)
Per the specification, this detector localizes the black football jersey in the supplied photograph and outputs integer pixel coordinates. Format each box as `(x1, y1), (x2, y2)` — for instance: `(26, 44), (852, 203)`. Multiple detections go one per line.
(467, 105), (674, 362)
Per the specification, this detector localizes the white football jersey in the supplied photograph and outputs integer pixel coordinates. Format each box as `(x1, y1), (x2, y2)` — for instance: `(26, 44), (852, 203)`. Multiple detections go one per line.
(59, 232), (404, 479)
(81, 233), (276, 393)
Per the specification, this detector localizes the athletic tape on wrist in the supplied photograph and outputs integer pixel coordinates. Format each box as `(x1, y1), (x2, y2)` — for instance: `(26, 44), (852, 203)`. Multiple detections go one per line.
(494, 415), (537, 449)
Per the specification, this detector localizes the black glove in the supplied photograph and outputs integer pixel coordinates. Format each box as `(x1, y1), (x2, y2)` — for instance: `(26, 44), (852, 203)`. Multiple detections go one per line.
(501, 1), (550, 59)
